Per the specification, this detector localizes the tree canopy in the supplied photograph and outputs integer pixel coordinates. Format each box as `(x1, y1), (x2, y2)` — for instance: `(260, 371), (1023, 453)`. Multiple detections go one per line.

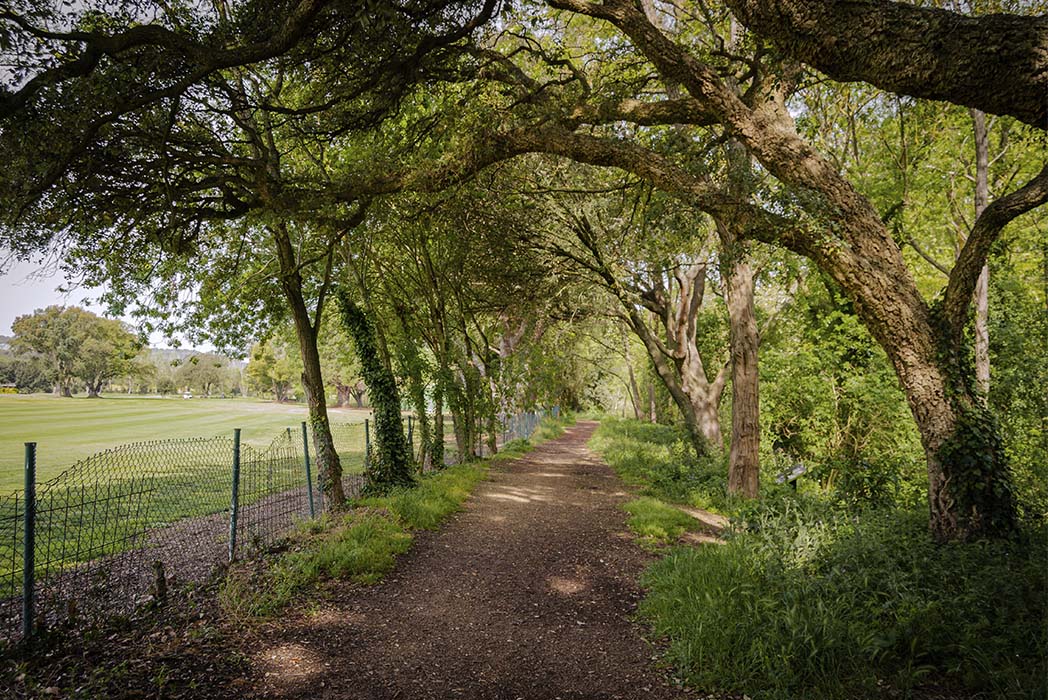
(1, 0), (1044, 538)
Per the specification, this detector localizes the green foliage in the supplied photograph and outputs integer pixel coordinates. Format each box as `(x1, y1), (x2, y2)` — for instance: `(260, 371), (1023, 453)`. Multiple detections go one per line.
(220, 510), (413, 617)
(531, 413), (571, 443)
(639, 507), (1047, 699)
(929, 300), (1017, 539)
(758, 276), (927, 508)
(622, 497), (698, 546)
(599, 418), (1047, 698)
(987, 256), (1048, 519)
(10, 305), (143, 396)
(360, 463), (487, 530)
(245, 339), (297, 402)
(336, 292), (414, 492)
(590, 417), (730, 514)
(220, 462), (487, 617)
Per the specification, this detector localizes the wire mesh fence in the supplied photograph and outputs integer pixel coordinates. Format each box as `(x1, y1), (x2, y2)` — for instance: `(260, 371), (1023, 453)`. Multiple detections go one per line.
(0, 406), (555, 645)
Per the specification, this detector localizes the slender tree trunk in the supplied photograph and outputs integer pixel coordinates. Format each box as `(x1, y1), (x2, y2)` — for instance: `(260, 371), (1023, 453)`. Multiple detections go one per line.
(648, 381), (656, 423)
(432, 373), (446, 468)
(288, 297), (345, 507)
(271, 223), (345, 507)
(623, 328), (644, 419)
(971, 108), (991, 395)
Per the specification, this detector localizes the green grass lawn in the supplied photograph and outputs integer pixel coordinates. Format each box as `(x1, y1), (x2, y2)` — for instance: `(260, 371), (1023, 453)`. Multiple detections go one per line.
(0, 394), (371, 491)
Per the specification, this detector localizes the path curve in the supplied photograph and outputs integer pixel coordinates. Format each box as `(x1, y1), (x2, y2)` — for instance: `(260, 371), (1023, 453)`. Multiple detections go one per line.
(245, 421), (690, 700)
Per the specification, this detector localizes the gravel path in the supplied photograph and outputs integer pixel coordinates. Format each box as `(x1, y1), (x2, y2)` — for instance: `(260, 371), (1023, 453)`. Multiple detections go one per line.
(244, 421), (690, 700)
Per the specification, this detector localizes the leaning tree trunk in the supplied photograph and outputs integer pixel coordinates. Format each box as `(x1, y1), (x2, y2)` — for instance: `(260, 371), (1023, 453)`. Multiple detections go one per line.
(971, 108), (991, 395)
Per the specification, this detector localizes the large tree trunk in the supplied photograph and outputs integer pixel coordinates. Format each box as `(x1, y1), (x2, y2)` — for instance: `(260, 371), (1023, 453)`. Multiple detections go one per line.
(720, 0), (1047, 128)
(722, 237), (760, 498)
(720, 138), (761, 498)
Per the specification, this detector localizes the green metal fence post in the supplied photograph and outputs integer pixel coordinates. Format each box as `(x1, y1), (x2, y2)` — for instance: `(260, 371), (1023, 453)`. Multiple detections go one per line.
(228, 429), (242, 563)
(301, 421), (315, 518)
(22, 442), (36, 641)
(364, 419), (371, 471)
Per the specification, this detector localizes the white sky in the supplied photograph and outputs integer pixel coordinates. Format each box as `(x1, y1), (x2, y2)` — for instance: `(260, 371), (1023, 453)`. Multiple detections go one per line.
(0, 258), (209, 349)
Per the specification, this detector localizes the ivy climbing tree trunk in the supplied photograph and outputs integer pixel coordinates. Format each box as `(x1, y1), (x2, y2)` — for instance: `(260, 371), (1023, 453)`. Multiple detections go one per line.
(337, 291), (414, 492)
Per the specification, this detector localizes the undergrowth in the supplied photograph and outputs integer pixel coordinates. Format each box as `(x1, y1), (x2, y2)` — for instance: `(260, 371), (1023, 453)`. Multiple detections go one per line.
(623, 497), (698, 547)
(591, 417), (1048, 699)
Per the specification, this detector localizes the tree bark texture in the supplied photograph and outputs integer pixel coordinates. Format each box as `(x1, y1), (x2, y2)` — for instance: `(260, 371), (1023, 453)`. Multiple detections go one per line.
(720, 227), (761, 499)
(971, 108), (991, 396)
(721, 0), (1048, 128)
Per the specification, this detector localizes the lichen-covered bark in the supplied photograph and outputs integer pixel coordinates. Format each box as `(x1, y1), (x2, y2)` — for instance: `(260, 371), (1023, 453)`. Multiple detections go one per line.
(721, 0), (1048, 128)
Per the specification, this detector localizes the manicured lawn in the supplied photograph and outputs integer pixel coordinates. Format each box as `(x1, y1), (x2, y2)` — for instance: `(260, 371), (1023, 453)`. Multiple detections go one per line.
(0, 394), (370, 491)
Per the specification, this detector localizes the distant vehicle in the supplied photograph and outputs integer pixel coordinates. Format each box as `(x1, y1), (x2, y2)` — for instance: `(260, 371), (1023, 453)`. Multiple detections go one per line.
(182, 393), (193, 399)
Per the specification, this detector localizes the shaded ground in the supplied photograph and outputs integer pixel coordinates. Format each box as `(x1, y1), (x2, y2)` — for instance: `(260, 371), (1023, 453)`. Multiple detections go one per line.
(243, 421), (690, 700)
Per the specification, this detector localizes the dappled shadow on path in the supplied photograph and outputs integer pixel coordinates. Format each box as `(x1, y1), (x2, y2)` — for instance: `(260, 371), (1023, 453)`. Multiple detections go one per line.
(244, 422), (691, 700)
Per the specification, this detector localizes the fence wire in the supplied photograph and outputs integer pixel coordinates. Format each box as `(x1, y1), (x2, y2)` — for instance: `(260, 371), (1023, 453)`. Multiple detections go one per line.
(0, 422), (370, 643)
(0, 407), (554, 644)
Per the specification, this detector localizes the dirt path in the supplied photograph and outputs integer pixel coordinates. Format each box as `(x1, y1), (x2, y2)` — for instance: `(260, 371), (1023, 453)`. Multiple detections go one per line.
(243, 421), (690, 700)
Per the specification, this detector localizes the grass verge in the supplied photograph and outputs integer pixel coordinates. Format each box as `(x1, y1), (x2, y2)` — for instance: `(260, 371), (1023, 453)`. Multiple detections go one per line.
(622, 497), (699, 547)
(220, 464), (483, 617)
(590, 416), (1048, 699)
